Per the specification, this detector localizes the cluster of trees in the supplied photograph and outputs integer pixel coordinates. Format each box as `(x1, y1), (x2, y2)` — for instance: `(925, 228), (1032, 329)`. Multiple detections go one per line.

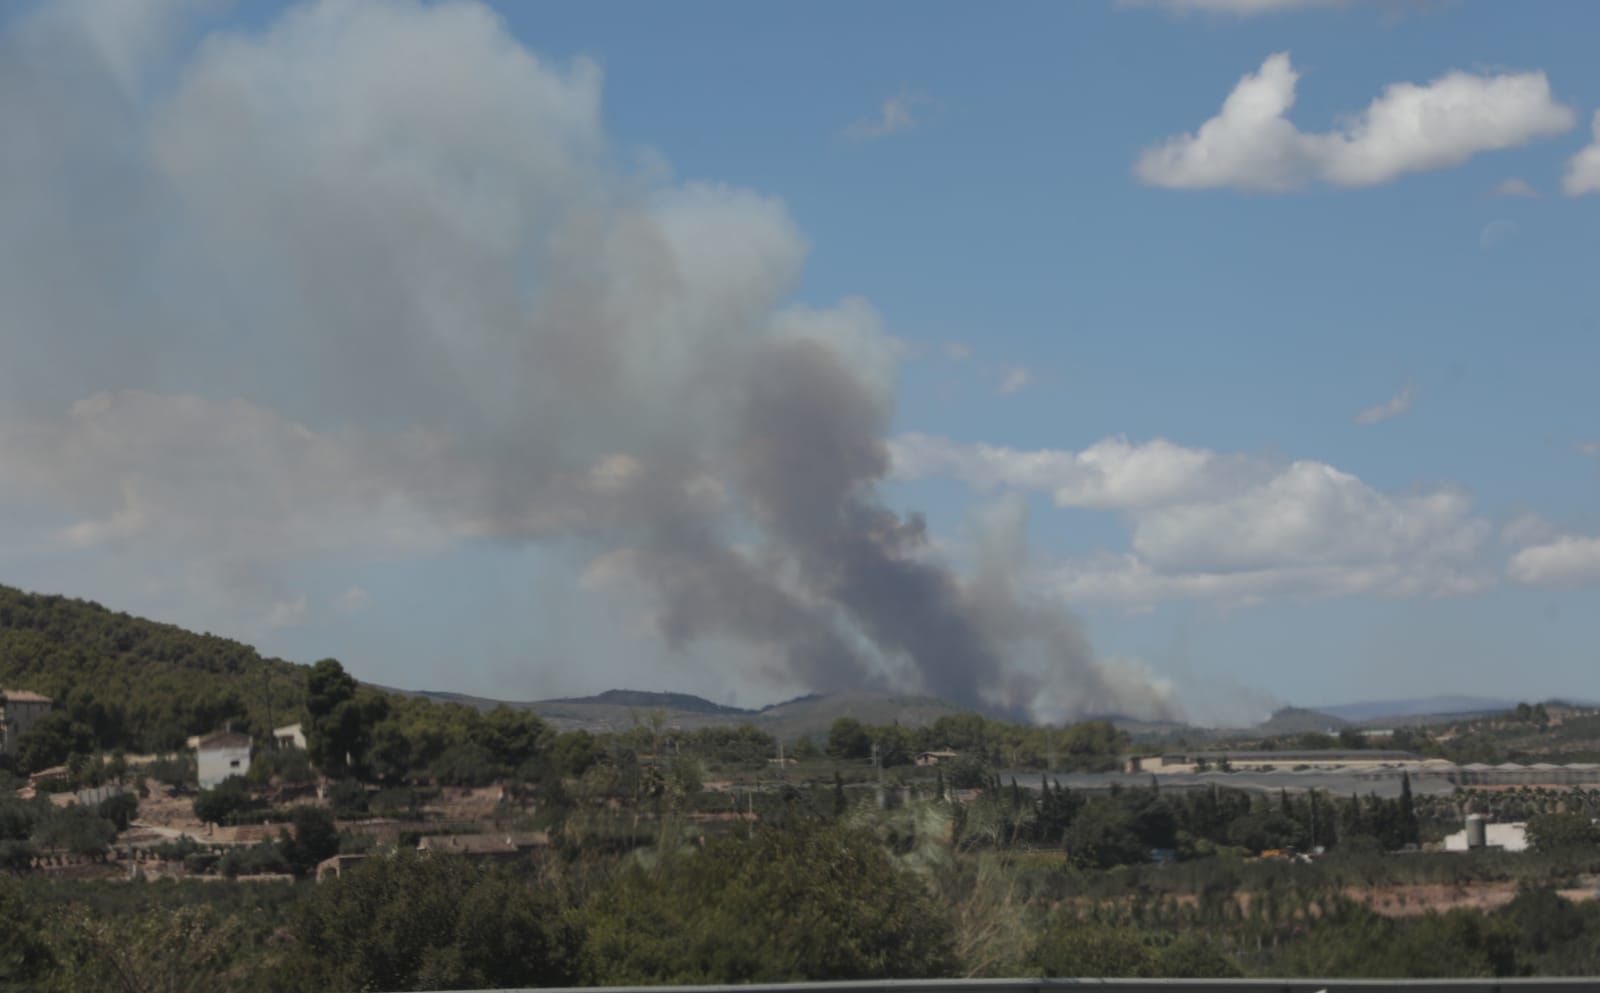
(0, 791), (136, 866)
(951, 778), (1422, 866)
(1526, 811), (1600, 853)
(0, 584), (306, 766)
(586, 819), (956, 982)
(6, 806), (1600, 991)
(300, 659), (598, 786)
(1, 820), (952, 991)
(823, 714), (1127, 772)
(1258, 726), (1427, 753)
(1022, 884), (1600, 979)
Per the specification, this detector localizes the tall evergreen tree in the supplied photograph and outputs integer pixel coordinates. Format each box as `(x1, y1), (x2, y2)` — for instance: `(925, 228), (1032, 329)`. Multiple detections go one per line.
(1399, 771), (1419, 846)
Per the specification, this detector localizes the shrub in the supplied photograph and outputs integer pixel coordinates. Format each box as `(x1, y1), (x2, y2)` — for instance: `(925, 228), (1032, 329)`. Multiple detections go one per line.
(1526, 813), (1600, 854)
(218, 841), (291, 878)
(98, 792), (138, 830)
(192, 777), (253, 824)
(585, 819), (957, 982)
(284, 852), (583, 991)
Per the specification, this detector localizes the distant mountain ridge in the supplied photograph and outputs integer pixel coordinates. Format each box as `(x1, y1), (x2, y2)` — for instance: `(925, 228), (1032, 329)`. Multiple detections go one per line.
(543, 688), (752, 715)
(4, 579), (1577, 749)
(1313, 695), (1516, 723)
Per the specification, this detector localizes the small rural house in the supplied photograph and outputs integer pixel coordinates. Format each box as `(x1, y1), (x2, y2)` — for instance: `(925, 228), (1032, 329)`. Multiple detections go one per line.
(416, 832), (549, 860)
(272, 722), (307, 750)
(0, 689), (52, 756)
(195, 730), (253, 789)
(315, 853), (368, 882)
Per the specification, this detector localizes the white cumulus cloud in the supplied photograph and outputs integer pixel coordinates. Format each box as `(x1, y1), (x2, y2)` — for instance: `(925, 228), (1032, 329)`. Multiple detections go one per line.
(1354, 380), (1415, 424)
(1564, 110), (1600, 196)
(892, 433), (1491, 607)
(889, 433), (1245, 510)
(1508, 535), (1600, 587)
(1136, 53), (1576, 192)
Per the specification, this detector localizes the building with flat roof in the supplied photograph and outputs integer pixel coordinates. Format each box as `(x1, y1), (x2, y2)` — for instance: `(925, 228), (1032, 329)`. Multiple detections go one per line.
(0, 689), (52, 756)
(416, 832), (549, 859)
(1127, 750), (1421, 774)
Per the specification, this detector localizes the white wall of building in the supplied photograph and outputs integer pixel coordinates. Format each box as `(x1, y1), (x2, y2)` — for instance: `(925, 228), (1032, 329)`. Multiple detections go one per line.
(273, 723), (307, 750)
(198, 743), (252, 789)
(1443, 822), (1528, 853)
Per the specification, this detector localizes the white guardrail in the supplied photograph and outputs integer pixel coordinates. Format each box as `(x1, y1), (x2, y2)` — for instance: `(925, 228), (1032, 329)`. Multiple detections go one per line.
(431, 977), (1600, 993)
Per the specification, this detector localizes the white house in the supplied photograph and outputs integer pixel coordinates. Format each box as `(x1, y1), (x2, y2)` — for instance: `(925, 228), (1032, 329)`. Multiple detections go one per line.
(196, 730), (253, 789)
(272, 722), (307, 751)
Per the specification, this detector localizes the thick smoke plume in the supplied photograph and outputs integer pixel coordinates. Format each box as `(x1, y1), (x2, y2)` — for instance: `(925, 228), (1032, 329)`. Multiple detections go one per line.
(0, 0), (1175, 721)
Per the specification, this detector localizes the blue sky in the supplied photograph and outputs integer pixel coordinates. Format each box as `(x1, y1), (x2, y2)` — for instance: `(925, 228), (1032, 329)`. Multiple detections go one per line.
(1, 0), (1597, 722)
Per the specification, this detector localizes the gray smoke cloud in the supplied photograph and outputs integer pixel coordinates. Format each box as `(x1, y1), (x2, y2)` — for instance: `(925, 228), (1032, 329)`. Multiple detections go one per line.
(0, 0), (1175, 720)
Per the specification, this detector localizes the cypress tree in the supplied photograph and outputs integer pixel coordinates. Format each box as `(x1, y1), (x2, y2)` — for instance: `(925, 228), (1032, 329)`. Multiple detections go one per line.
(1399, 771), (1418, 845)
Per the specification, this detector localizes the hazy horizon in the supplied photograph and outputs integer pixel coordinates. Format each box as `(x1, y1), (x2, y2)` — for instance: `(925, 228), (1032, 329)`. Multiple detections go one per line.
(3, 0), (1599, 725)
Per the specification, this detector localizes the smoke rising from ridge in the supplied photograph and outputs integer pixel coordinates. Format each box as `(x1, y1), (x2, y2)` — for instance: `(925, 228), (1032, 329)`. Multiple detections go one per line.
(0, 0), (1175, 720)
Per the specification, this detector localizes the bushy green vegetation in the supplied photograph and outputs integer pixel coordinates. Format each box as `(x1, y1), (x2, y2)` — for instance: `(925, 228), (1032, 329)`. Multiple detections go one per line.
(1526, 810), (1600, 852)
(4, 811), (1600, 991)
(824, 713), (1127, 772)
(0, 790), (131, 862)
(7, 588), (1600, 989)
(947, 776), (1419, 863)
(586, 820), (956, 982)
(0, 584), (306, 757)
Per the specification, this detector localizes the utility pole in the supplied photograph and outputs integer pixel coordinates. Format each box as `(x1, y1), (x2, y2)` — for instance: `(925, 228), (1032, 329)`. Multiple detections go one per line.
(872, 742), (884, 809)
(1310, 789), (1319, 851)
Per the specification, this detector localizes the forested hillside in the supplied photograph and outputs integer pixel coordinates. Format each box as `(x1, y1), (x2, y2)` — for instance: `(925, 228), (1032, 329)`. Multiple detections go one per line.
(0, 584), (305, 753)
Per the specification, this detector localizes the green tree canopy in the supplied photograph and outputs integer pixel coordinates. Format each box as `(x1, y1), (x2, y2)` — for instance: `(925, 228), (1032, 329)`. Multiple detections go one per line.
(826, 717), (872, 760)
(1526, 812), (1600, 853)
(586, 819), (956, 982)
(284, 852), (583, 991)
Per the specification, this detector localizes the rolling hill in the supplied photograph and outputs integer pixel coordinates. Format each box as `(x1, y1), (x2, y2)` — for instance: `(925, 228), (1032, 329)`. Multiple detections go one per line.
(392, 684), (970, 741)
(0, 583), (306, 752)
(4, 581), (1574, 759)
(1313, 696), (1516, 724)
